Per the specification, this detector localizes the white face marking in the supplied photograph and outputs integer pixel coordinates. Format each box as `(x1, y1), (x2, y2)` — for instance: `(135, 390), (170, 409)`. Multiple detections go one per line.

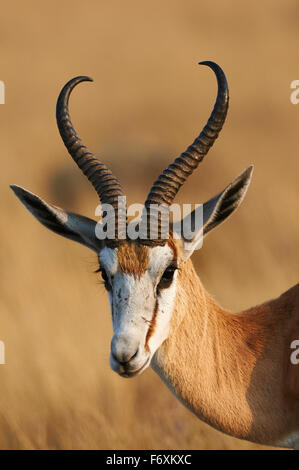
(99, 247), (118, 276)
(99, 244), (178, 378)
(146, 246), (178, 352)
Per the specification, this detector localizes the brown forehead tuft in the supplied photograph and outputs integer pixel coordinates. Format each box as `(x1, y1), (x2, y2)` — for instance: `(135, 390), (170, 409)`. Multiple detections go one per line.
(117, 242), (149, 277)
(116, 235), (179, 277)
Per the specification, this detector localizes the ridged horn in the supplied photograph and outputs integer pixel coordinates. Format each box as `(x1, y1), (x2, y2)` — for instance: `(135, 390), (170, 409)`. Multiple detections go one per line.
(56, 76), (126, 245)
(140, 61), (229, 246)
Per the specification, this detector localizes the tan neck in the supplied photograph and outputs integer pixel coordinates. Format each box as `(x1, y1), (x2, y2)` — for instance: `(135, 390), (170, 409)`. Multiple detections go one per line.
(151, 259), (299, 445)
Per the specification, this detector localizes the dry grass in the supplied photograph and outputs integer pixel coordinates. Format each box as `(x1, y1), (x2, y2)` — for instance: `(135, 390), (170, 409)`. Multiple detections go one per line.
(1, 0), (298, 449)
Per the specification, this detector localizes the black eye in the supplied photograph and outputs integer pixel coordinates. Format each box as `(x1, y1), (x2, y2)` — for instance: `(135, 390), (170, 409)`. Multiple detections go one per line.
(97, 267), (111, 290)
(158, 265), (177, 290)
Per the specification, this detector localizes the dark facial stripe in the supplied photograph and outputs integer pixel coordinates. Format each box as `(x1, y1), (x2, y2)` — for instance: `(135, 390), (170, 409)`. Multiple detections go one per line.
(145, 299), (159, 351)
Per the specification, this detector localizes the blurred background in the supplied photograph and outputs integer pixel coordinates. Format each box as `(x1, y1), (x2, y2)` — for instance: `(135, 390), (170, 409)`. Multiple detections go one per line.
(1, 0), (298, 450)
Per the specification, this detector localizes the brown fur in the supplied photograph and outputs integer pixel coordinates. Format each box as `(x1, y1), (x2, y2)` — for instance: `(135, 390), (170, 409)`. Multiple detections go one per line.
(151, 239), (299, 448)
(145, 299), (159, 351)
(117, 242), (149, 278)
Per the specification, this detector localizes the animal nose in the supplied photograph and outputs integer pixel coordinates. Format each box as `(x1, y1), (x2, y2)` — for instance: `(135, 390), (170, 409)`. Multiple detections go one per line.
(111, 334), (139, 364)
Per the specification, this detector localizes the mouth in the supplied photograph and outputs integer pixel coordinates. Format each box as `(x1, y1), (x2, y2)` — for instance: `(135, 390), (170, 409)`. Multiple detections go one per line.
(119, 356), (151, 378)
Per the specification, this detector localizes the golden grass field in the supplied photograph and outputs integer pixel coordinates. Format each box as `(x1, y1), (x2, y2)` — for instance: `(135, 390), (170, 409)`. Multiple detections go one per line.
(1, 0), (299, 449)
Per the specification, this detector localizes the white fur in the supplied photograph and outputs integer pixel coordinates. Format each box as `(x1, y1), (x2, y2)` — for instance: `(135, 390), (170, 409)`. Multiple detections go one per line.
(99, 244), (178, 377)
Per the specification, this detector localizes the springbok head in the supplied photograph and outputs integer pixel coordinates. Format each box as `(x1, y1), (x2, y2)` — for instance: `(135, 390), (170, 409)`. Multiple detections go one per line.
(11, 62), (253, 378)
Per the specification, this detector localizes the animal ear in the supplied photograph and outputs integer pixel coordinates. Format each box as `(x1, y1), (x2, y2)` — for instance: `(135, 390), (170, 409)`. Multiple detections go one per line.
(175, 165), (253, 261)
(10, 185), (103, 253)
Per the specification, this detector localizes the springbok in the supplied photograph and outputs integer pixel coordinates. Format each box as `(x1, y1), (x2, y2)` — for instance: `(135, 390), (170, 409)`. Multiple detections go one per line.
(11, 62), (299, 449)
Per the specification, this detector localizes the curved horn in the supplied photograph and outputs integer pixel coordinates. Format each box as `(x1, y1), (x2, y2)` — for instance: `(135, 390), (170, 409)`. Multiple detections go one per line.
(141, 61), (229, 246)
(56, 76), (126, 245)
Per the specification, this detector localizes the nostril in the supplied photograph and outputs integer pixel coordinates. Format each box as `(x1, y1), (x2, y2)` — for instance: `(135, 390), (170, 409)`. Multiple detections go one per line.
(111, 334), (140, 365)
(112, 347), (139, 365)
(129, 348), (139, 362)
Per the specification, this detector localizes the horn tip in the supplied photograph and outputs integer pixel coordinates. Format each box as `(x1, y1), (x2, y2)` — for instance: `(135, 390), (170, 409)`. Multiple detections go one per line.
(10, 184), (26, 199)
(198, 60), (219, 70)
(10, 184), (19, 193)
(247, 164), (254, 175)
(75, 75), (93, 83)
